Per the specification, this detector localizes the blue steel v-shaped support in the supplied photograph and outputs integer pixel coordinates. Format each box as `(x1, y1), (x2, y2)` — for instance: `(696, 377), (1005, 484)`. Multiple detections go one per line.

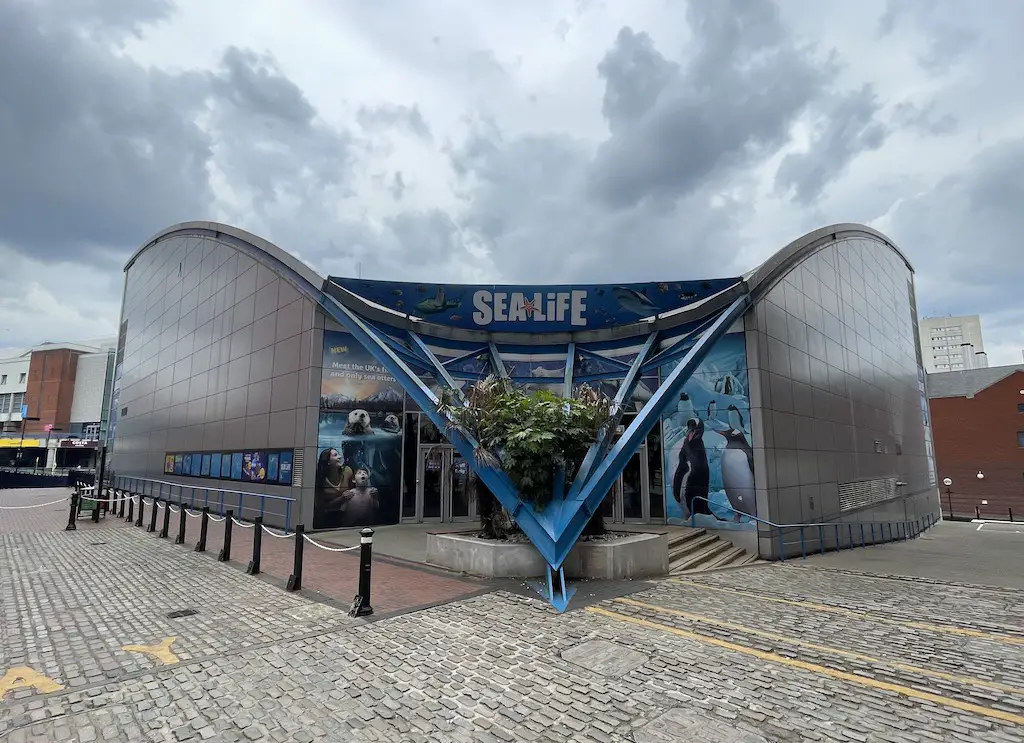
(319, 290), (750, 611)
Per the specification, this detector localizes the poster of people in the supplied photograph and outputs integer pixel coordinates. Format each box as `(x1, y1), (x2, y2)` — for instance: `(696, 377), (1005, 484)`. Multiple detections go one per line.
(313, 330), (405, 529)
(661, 331), (757, 530)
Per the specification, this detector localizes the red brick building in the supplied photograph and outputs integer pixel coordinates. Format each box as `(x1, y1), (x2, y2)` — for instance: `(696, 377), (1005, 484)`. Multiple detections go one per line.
(927, 364), (1024, 520)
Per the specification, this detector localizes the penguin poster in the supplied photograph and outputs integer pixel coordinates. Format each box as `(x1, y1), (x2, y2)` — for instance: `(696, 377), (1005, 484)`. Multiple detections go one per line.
(661, 331), (757, 530)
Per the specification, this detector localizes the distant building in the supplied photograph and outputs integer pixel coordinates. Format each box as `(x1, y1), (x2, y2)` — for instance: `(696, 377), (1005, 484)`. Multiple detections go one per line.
(0, 339), (117, 469)
(927, 364), (1024, 520)
(919, 315), (987, 374)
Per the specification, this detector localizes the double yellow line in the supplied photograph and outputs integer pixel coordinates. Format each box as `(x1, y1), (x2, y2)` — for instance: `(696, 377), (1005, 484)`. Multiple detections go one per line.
(671, 579), (1024, 646)
(587, 600), (1024, 726)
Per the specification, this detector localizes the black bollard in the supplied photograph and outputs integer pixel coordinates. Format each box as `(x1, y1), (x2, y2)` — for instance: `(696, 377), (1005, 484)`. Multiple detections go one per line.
(349, 528), (375, 618)
(246, 517), (263, 575)
(118, 491), (125, 518)
(286, 524), (304, 591)
(65, 493), (79, 531)
(91, 491), (100, 523)
(195, 508), (209, 552)
(175, 505), (187, 545)
(148, 499), (159, 533)
(160, 502), (171, 538)
(976, 505), (981, 520)
(136, 496), (145, 527)
(218, 509), (234, 562)
(1010, 508), (1014, 523)
(126, 495), (134, 523)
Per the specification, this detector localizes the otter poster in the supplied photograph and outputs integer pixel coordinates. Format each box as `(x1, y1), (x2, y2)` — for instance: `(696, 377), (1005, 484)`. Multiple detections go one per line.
(661, 331), (757, 531)
(314, 330), (405, 530)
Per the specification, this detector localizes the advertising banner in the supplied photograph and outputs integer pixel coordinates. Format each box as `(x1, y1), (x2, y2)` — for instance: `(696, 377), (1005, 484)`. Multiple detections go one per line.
(661, 331), (757, 530)
(313, 330), (405, 529)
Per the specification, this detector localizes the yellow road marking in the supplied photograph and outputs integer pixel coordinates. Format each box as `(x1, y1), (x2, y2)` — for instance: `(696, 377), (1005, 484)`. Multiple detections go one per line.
(122, 637), (179, 665)
(0, 667), (64, 700)
(614, 598), (1024, 696)
(587, 606), (1024, 726)
(671, 579), (1024, 646)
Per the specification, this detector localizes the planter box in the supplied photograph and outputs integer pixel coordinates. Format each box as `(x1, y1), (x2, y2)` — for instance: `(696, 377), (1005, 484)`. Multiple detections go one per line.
(426, 531), (668, 580)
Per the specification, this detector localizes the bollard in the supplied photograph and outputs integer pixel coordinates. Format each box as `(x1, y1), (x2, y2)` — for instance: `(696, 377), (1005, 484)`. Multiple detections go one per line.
(349, 528), (375, 618)
(136, 496), (145, 528)
(118, 491), (126, 518)
(1010, 508), (1014, 523)
(160, 502), (171, 538)
(148, 499), (159, 533)
(286, 524), (305, 591)
(218, 509), (234, 562)
(195, 508), (209, 552)
(175, 505), (187, 545)
(976, 506), (981, 520)
(91, 491), (100, 523)
(126, 495), (134, 523)
(246, 517), (263, 575)
(65, 493), (79, 531)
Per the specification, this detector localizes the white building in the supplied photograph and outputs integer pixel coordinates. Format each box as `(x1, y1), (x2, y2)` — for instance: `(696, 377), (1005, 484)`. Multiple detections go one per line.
(0, 355), (30, 433)
(918, 315), (988, 374)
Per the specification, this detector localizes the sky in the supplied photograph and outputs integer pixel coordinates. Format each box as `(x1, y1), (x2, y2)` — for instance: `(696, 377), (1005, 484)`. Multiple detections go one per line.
(0, 0), (1022, 365)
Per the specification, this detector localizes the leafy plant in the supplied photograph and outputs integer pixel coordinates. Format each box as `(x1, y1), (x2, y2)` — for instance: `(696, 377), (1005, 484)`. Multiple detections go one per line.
(438, 376), (615, 511)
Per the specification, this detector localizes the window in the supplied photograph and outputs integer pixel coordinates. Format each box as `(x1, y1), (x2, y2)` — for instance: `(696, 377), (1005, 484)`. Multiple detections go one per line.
(1019, 403), (1024, 414)
(83, 423), (100, 439)
(18, 373), (25, 384)
(0, 394), (9, 414)
(1019, 431), (1024, 448)
(11, 392), (24, 412)
(0, 375), (6, 384)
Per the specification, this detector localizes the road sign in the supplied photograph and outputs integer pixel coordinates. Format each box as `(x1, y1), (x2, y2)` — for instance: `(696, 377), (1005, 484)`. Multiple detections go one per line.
(20, 405), (27, 417)
(44, 424), (53, 432)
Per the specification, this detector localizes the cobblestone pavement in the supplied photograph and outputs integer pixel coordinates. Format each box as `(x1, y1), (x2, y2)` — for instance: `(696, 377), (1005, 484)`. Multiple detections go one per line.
(2, 489), (1023, 742)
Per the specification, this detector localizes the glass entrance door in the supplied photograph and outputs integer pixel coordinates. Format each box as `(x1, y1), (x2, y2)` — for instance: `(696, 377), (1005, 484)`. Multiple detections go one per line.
(598, 445), (650, 523)
(414, 446), (476, 522)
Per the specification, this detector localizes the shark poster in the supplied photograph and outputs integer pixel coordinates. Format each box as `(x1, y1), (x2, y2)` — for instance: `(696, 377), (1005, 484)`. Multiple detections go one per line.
(661, 331), (757, 531)
(314, 330), (405, 530)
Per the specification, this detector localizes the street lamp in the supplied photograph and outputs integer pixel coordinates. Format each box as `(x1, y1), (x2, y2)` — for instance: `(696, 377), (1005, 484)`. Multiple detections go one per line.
(976, 471), (986, 520)
(977, 470), (985, 480)
(943, 477), (953, 518)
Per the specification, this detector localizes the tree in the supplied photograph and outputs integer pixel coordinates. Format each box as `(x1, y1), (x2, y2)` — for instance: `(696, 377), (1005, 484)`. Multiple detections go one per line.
(439, 376), (614, 538)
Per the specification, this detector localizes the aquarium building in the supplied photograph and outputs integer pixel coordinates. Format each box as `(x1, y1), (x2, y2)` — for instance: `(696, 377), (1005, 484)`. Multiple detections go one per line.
(110, 221), (940, 566)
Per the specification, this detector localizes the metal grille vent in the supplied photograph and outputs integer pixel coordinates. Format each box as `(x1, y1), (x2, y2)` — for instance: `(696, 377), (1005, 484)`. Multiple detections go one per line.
(838, 477), (897, 511)
(292, 449), (303, 488)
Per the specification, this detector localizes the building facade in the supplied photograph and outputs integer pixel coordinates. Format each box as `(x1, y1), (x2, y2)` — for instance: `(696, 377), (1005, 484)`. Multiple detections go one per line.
(927, 364), (1024, 520)
(0, 341), (116, 469)
(919, 314), (987, 374)
(110, 222), (940, 560)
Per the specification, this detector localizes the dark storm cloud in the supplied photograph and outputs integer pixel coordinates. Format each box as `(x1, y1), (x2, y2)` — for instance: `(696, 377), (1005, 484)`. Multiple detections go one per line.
(588, 0), (834, 208)
(357, 104), (433, 141)
(775, 85), (889, 204)
(0, 0), (212, 264)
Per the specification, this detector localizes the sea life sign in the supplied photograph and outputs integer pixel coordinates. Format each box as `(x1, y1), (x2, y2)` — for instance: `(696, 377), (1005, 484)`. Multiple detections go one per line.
(330, 277), (741, 332)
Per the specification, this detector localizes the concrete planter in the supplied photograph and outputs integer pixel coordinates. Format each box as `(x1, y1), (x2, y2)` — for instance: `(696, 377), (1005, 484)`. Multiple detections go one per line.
(426, 531), (668, 579)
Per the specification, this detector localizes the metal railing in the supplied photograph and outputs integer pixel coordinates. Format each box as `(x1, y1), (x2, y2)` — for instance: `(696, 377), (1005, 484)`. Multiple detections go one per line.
(688, 495), (938, 561)
(111, 475), (296, 533)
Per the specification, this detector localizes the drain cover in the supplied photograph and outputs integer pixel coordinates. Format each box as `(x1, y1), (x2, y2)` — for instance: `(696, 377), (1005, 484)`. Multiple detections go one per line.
(165, 609), (199, 619)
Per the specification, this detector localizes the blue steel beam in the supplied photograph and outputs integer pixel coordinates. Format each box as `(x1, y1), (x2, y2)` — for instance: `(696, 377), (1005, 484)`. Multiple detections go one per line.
(576, 347), (632, 373)
(441, 345), (490, 369)
(564, 331), (659, 504)
(363, 323), (434, 372)
(408, 332), (464, 401)
(319, 294), (564, 566)
(487, 342), (508, 379)
(545, 294), (752, 564)
(640, 311), (721, 374)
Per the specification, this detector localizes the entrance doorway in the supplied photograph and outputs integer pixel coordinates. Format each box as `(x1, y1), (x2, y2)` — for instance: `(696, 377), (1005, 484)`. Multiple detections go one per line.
(411, 446), (477, 523)
(600, 446), (651, 523)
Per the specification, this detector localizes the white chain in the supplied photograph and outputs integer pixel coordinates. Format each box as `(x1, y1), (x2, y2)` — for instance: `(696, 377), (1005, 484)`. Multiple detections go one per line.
(184, 509), (202, 519)
(208, 514), (226, 522)
(261, 524), (294, 539)
(301, 534), (360, 552)
(231, 517), (255, 528)
(0, 496), (70, 510)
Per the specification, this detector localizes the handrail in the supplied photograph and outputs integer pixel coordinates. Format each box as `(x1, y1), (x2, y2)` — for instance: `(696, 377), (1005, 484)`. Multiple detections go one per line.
(686, 495), (937, 561)
(110, 475), (295, 532)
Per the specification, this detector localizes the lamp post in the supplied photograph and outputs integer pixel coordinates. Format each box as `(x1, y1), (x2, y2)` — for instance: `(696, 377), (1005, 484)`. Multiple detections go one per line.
(943, 477), (953, 518)
(976, 471), (985, 519)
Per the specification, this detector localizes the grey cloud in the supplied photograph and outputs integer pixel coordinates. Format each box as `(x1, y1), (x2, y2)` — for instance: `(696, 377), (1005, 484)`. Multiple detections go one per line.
(775, 85), (889, 204)
(892, 101), (957, 136)
(357, 104), (432, 141)
(878, 0), (978, 74)
(390, 172), (407, 201)
(596, 28), (679, 135)
(0, 0), (212, 264)
(589, 0), (834, 208)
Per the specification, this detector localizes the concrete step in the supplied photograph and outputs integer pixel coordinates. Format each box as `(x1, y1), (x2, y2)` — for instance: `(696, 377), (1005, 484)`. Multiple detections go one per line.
(668, 533), (720, 563)
(667, 528), (706, 550)
(669, 539), (734, 573)
(706, 546), (748, 569)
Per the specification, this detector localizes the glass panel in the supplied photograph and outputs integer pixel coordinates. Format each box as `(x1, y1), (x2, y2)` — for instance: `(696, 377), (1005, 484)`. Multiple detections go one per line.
(450, 452), (471, 518)
(421, 448), (443, 519)
(647, 429), (665, 519)
(622, 451), (644, 520)
(402, 414), (418, 518)
(419, 417), (442, 444)
(600, 480), (616, 519)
